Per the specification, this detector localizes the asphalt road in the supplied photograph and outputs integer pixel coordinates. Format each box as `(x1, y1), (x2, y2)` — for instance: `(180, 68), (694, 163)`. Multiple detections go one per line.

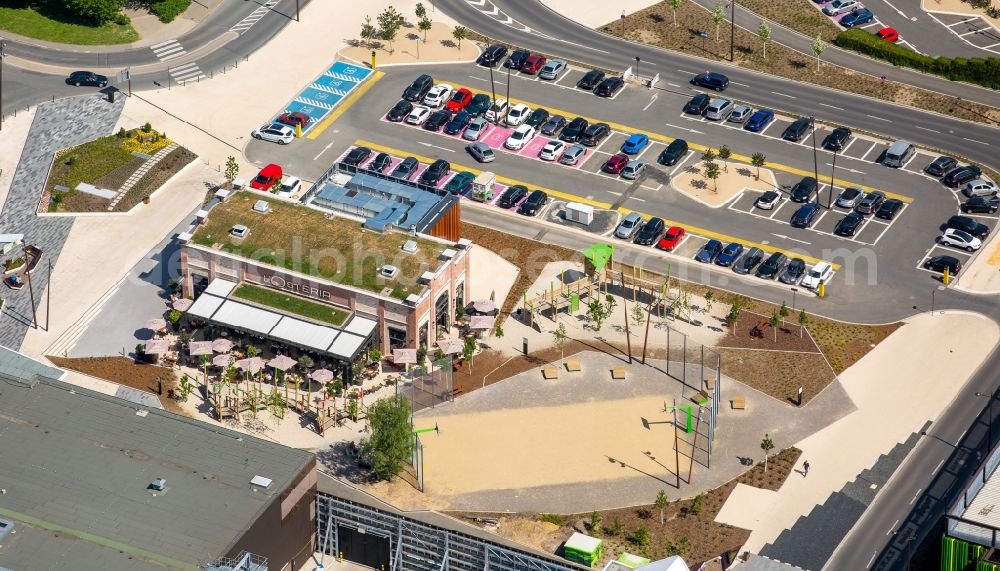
(433, 0), (1000, 173)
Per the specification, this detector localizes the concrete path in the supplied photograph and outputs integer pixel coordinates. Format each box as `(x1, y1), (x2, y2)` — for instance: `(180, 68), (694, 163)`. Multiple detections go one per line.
(955, 229), (1000, 294)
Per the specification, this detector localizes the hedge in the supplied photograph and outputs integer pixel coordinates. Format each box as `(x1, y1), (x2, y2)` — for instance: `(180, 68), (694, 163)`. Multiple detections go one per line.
(150, 0), (191, 23)
(834, 28), (1000, 89)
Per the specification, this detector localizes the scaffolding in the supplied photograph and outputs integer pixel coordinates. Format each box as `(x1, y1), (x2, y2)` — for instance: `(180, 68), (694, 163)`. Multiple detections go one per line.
(201, 551), (267, 571)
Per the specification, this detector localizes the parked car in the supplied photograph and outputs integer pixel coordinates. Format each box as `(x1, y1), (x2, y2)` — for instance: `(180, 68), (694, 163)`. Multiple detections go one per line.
(961, 196), (999, 214)
(402, 74), (434, 101)
(779, 258), (807, 284)
(463, 117), (489, 141)
(444, 111), (472, 135)
(939, 228), (982, 251)
(876, 27), (900, 42)
(504, 124), (536, 150)
(504, 49), (530, 70)
(559, 144), (587, 165)
(704, 97), (734, 121)
(925, 156), (957, 177)
(841, 8), (875, 27)
(756, 252), (788, 280)
(505, 103), (532, 127)
(521, 54), (547, 74)
(539, 60), (566, 80)
(734, 247), (765, 275)
(635, 217), (666, 246)
(823, 127), (852, 151)
(420, 159), (451, 186)
(855, 191), (885, 215)
(729, 104), (753, 124)
(405, 106), (431, 126)
(477, 44), (508, 67)
(251, 163), (283, 190)
(964, 179), (998, 198)
(823, 0), (860, 16)
(423, 109), (451, 132)
(658, 139), (689, 166)
(541, 114), (566, 136)
(744, 109), (775, 132)
(538, 140), (566, 161)
(791, 203), (822, 228)
(367, 153), (392, 173)
(602, 153), (630, 174)
(945, 215), (989, 239)
(497, 185), (529, 208)
(923, 255), (962, 275)
(517, 190), (548, 216)
(783, 117), (813, 142)
(622, 133), (650, 154)
(251, 123), (294, 144)
(684, 94), (712, 115)
(386, 99), (414, 122)
(278, 176), (302, 196)
(579, 123), (611, 146)
(526, 108), (550, 129)
(445, 171), (475, 194)
(277, 112), (310, 127)
(560, 117), (589, 142)
(836, 187), (864, 208)
(801, 262), (834, 289)
(485, 98), (509, 123)
(614, 212), (644, 240)
(446, 88), (473, 112)
(690, 72), (729, 91)
(466, 93), (491, 117)
(595, 77), (625, 97)
(621, 160), (646, 180)
(834, 212), (865, 237)
(943, 165), (982, 188)
(66, 70), (108, 87)
(715, 242), (744, 267)
(341, 147), (371, 167)
(756, 190), (782, 210)
(423, 84), (454, 108)
(695, 239), (724, 263)
(467, 142), (495, 163)
(875, 198), (904, 220)
(577, 70), (606, 90)
(658, 226), (687, 251)
(790, 177), (818, 203)
(390, 157), (419, 180)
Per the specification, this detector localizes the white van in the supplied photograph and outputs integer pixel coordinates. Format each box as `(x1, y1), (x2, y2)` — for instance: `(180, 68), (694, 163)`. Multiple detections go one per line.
(883, 140), (916, 168)
(704, 97), (734, 121)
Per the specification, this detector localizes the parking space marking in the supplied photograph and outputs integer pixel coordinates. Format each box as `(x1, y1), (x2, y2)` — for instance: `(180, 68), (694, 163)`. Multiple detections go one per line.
(948, 16), (979, 27)
(302, 68), (380, 139)
(859, 142), (878, 161)
(915, 244), (972, 274)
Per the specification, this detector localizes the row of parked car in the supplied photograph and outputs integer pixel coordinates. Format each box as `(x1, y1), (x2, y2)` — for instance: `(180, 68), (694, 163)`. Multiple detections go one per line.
(477, 45), (627, 97)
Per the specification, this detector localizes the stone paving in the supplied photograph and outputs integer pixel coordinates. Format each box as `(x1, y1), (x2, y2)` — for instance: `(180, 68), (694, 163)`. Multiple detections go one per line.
(0, 94), (125, 349)
(108, 142), (179, 210)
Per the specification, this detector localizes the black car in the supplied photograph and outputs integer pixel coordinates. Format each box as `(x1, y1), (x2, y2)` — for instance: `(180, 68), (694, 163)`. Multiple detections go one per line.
(658, 139), (689, 166)
(875, 198), (904, 220)
(790, 177), (818, 203)
(504, 49), (530, 70)
(634, 217), (666, 245)
(961, 196), (1000, 214)
(855, 191), (885, 215)
(925, 155), (957, 177)
(423, 109), (451, 132)
(945, 215), (990, 239)
(444, 111), (471, 135)
(386, 99), (413, 122)
(466, 93), (491, 117)
(66, 71), (108, 87)
(595, 77), (625, 97)
(497, 185), (529, 209)
(540, 115), (566, 136)
(342, 146), (372, 166)
(368, 152), (392, 173)
(823, 127), (852, 151)
(478, 44), (508, 67)
(420, 159), (451, 186)
(517, 190), (548, 216)
(684, 94), (711, 115)
(943, 165), (982, 188)
(402, 74), (434, 102)
(734, 247), (765, 275)
(779, 258), (807, 284)
(783, 117), (813, 142)
(526, 108), (550, 129)
(924, 255), (962, 275)
(579, 123), (611, 147)
(756, 252), (787, 280)
(690, 72), (729, 91)
(390, 156), (419, 180)
(578, 69), (606, 90)
(834, 212), (865, 237)
(560, 117), (589, 142)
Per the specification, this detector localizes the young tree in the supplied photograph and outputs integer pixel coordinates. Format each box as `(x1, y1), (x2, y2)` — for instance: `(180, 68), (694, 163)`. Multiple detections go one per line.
(495, 323), (504, 339)
(632, 525), (650, 548)
(655, 490), (669, 525)
(452, 25), (468, 50)
(588, 511), (602, 534)
(668, 0), (683, 26)
(690, 493), (704, 516)
(66, 0), (126, 23)
(631, 303), (645, 327)
(727, 298), (741, 335)
(761, 433), (775, 472)
(415, 2), (427, 21)
(701, 147), (716, 165)
(418, 17), (432, 42)
(360, 15), (377, 47)
(718, 144), (731, 172)
(779, 301), (790, 329)
(361, 395), (414, 481)
(298, 354), (314, 371)
(812, 34), (826, 73)
(798, 309), (809, 339)
(416, 344), (428, 366)
(199, 354), (211, 388)
(377, 6), (403, 53)
(604, 294), (618, 316)
(703, 290), (714, 314)
(751, 152), (766, 180)
(768, 311), (780, 342)
(757, 19), (771, 59)
(712, 1), (725, 42)
(704, 161), (721, 192)
(462, 336), (477, 373)
(553, 322), (568, 367)
(224, 155), (239, 184)
(607, 516), (624, 537)
(586, 298), (609, 331)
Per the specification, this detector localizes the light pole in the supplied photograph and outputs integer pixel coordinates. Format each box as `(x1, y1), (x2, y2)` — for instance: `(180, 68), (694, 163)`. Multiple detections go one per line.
(828, 147), (838, 209)
(977, 392), (994, 450)
(505, 61), (511, 114)
(790, 287), (798, 311)
(21, 241), (37, 329)
(810, 117), (819, 203)
(486, 38), (496, 123)
(729, 1), (736, 62)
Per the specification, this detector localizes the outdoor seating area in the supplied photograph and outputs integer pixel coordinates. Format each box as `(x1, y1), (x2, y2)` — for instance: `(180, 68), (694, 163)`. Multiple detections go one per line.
(2, 242), (43, 291)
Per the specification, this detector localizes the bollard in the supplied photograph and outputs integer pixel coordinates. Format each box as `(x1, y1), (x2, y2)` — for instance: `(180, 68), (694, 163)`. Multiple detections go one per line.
(295, 123), (302, 138)
(371, 50), (377, 69)
(943, 267), (950, 285)
(817, 282), (825, 298)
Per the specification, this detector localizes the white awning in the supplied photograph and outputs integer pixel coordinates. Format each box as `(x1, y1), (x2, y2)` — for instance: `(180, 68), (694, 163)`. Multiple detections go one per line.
(204, 278), (238, 298)
(343, 316), (377, 337)
(212, 300), (282, 333)
(270, 316), (341, 353)
(328, 332), (366, 360)
(187, 294), (225, 320)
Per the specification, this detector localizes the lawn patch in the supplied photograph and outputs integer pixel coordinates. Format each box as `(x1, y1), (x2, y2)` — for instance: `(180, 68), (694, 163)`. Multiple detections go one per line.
(232, 283), (350, 326)
(737, 0), (841, 42)
(0, 1), (138, 45)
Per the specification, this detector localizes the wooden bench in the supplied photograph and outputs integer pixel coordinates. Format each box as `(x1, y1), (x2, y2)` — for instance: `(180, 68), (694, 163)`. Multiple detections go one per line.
(692, 391), (711, 406)
(612, 365), (627, 380)
(543, 366), (559, 380)
(731, 396), (747, 410)
(565, 358), (581, 372)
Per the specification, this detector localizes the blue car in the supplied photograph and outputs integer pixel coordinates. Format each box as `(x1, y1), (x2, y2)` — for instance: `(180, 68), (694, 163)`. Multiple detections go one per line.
(444, 111), (472, 136)
(622, 133), (649, 154)
(715, 242), (744, 267)
(744, 109), (775, 132)
(840, 8), (874, 27)
(695, 239), (723, 263)
(791, 203), (822, 228)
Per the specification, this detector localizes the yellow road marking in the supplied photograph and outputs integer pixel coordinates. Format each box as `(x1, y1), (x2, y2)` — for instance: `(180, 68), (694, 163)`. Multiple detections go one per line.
(307, 71), (385, 140)
(355, 139), (840, 269)
(988, 241), (1000, 266)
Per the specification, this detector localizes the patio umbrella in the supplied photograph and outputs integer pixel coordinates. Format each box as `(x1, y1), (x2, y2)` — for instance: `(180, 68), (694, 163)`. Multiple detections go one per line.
(212, 353), (233, 367)
(145, 318), (167, 331)
(267, 355), (297, 372)
(471, 299), (496, 313)
(212, 338), (233, 353)
(310, 369), (334, 383)
(236, 356), (264, 373)
(143, 339), (170, 354)
(437, 337), (464, 355)
(172, 298), (193, 311)
(468, 315), (496, 330)
(188, 341), (214, 356)
(392, 348), (417, 364)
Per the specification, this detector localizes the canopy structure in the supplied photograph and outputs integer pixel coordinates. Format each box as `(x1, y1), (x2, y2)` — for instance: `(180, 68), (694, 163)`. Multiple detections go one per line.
(468, 315), (496, 330)
(143, 339), (170, 354)
(212, 354), (233, 367)
(188, 341), (214, 356)
(236, 356), (264, 373)
(471, 299), (496, 314)
(172, 298), (193, 311)
(145, 318), (167, 331)
(582, 243), (614, 274)
(392, 348), (417, 364)
(267, 355), (297, 371)
(310, 369), (334, 383)
(563, 532), (602, 568)
(437, 338), (464, 355)
(212, 338), (234, 353)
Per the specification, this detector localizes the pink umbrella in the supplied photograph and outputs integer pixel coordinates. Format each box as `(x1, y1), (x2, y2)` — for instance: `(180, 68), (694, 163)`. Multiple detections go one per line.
(471, 299), (496, 313)
(437, 338), (464, 355)
(468, 315), (496, 330)
(392, 348), (417, 364)
(267, 355), (297, 371)
(212, 338), (233, 353)
(310, 369), (334, 383)
(144, 339), (170, 354)
(236, 356), (264, 373)
(188, 341), (213, 356)
(212, 353), (232, 367)
(145, 318), (167, 331)
(172, 298), (193, 311)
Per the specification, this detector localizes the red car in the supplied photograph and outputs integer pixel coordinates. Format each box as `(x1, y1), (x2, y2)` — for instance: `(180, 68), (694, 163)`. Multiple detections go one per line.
(251, 163), (282, 190)
(277, 112), (310, 127)
(446, 88), (473, 112)
(656, 226), (686, 251)
(876, 27), (899, 42)
(521, 54), (547, 75)
(602, 153), (629, 174)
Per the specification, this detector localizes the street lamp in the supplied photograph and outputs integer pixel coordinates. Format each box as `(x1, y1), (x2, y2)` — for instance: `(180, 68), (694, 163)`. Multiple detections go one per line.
(810, 117), (819, 204)
(486, 37), (496, 123)
(977, 391), (994, 449)
(828, 147), (838, 209)
(729, 1), (736, 62)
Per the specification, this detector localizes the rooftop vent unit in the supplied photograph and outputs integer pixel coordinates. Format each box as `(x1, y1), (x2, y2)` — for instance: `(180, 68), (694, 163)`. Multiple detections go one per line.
(402, 240), (418, 254)
(252, 200), (269, 213)
(250, 475), (272, 488)
(150, 478), (166, 491)
(379, 265), (400, 279)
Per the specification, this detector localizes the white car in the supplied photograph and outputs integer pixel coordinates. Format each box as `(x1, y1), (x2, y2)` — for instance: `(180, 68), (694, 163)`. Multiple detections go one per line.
(504, 124), (536, 150)
(422, 83), (454, 108)
(963, 179), (998, 198)
(485, 98), (509, 123)
(405, 106), (431, 126)
(505, 103), (532, 126)
(800, 262), (833, 289)
(756, 191), (781, 210)
(276, 176), (301, 198)
(538, 140), (565, 161)
(823, 0), (860, 15)
(938, 228), (982, 251)
(251, 123), (294, 144)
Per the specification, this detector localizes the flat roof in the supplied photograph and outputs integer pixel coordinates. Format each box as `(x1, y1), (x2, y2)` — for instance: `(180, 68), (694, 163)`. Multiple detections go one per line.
(0, 344), (65, 382)
(0, 372), (313, 571)
(190, 192), (449, 300)
(314, 173), (457, 235)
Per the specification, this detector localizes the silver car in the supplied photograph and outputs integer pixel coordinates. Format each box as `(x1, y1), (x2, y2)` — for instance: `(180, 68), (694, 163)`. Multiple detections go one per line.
(463, 117), (489, 141)
(836, 187), (865, 208)
(538, 59), (567, 80)
(559, 144), (586, 165)
(467, 142), (495, 163)
(614, 212), (644, 239)
(620, 160), (646, 180)
(729, 104), (752, 124)
(964, 179), (998, 198)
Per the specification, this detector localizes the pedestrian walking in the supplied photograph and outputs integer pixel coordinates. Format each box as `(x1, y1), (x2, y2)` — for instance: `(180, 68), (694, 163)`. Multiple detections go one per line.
(803, 460), (810, 477)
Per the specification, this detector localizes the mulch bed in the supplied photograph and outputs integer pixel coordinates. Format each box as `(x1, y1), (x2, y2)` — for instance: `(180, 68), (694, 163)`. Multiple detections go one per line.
(719, 348), (835, 406)
(47, 356), (184, 415)
(716, 309), (818, 353)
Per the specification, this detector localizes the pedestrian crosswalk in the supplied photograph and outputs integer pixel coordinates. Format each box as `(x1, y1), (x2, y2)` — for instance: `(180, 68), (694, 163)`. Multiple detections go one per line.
(230, 0), (281, 34)
(150, 39), (187, 62)
(169, 62), (206, 85)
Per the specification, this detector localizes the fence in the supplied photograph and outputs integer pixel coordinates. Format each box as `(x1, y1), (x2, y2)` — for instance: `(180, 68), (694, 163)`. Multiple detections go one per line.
(396, 356), (454, 413)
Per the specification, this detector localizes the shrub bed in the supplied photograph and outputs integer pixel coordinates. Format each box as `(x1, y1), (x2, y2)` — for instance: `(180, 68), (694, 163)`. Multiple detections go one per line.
(150, 0), (191, 23)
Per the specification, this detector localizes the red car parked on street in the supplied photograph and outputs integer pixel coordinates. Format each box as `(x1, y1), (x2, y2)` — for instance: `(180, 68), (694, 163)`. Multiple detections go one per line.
(251, 163), (282, 190)
(446, 88), (473, 112)
(602, 153), (629, 174)
(656, 226), (687, 251)
(521, 54), (547, 74)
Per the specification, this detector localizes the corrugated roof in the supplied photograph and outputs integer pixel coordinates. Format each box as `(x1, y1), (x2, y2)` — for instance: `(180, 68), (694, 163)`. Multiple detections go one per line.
(313, 173), (452, 234)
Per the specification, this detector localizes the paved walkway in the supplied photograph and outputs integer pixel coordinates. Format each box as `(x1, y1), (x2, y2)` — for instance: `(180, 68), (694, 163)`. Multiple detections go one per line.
(540, 0), (663, 28)
(955, 229), (1000, 294)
